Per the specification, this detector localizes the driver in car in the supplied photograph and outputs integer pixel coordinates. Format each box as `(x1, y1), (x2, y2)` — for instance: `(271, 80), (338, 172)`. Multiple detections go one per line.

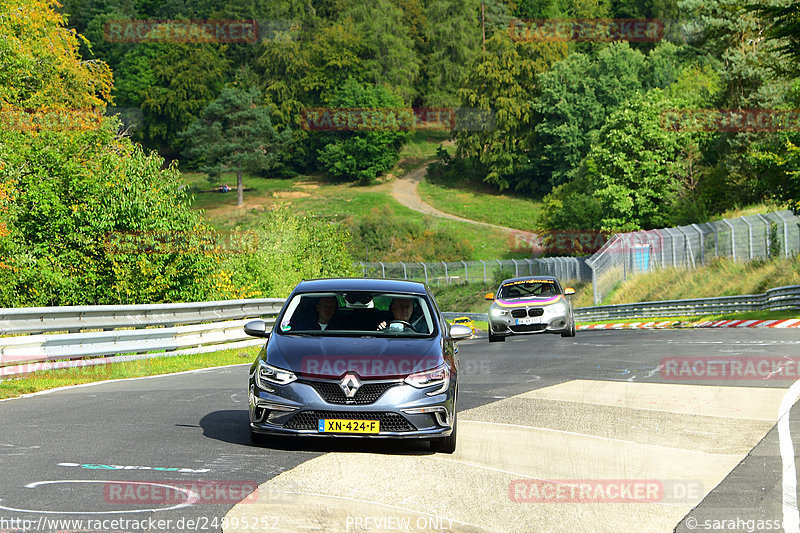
(377, 297), (421, 331)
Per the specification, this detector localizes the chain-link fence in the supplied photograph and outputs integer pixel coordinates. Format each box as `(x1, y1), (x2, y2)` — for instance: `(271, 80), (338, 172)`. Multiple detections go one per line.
(358, 257), (592, 287)
(586, 210), (800, 305)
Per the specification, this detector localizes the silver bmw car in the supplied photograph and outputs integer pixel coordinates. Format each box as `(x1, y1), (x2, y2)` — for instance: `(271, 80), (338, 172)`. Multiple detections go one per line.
(244, 278), (472, 453)
(485, 276), (576, 342)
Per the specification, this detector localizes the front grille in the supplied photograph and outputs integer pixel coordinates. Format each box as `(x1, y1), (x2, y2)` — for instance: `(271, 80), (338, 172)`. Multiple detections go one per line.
(510, 324), (547, 333)
(299, 380), (397, 404)
(511, 308), (545, 318)
(284, 411), (416, 432)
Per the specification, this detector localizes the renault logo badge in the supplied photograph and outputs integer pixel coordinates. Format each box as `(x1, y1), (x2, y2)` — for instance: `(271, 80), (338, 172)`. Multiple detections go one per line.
(340, 373), (361, 398)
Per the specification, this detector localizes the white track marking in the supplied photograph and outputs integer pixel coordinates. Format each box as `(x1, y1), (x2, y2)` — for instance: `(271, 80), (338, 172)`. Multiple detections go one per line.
(779, 379), (800, 533)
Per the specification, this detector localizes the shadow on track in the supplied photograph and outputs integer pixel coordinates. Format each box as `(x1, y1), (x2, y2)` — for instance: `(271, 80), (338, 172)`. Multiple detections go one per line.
(200, 410), (433, 456)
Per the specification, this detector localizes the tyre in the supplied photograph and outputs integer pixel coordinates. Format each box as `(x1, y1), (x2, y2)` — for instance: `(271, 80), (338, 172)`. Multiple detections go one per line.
(488, 330), (505, 342)
(430, 413), (457, 454)
(561, 318), (576, 337)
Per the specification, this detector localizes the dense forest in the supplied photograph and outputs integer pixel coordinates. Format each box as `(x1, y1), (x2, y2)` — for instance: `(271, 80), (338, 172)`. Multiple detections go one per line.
(59, 0), (800, 231)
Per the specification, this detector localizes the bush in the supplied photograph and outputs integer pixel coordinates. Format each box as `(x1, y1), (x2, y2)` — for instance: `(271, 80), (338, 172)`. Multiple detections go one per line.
(316, 79), (410, 185)
(0, 118), (220, 306)
(216, 207), (358, 299)
(344, 208), (473, 261)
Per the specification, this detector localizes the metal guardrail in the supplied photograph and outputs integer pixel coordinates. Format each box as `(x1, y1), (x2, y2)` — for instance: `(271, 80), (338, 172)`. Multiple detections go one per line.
(0, 298), (285, 335)
(574, 285), (800, 321)
(0, 299), (284, 375)
(2, 286), (798, 376)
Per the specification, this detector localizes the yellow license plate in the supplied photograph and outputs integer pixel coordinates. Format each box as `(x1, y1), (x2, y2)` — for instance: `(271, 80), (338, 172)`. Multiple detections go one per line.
(318, 419), (380, 434)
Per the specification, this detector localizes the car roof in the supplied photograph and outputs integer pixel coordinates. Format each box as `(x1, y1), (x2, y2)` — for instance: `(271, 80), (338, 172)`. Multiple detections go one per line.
(500, 276), (559, 285)
(292, 278), (429, 295)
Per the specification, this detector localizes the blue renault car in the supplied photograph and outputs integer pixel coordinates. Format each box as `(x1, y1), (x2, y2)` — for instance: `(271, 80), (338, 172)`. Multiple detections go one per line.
(244, 278), (472, 453)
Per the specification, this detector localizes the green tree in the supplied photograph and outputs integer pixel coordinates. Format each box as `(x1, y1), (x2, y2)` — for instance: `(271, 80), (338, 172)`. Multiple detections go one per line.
(422, 0), (481, 107)
(315, 79), (410, 185)
(532, 43), (648, 186)
(183, 86), (289, 206)
(138, 44), (229, 156)
(456, 31), (567, 192)
(340, 0), (421, 104)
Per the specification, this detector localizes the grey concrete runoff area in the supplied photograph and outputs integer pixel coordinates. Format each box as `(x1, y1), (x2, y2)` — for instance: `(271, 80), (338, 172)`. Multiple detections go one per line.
(1, 329), (800, 532)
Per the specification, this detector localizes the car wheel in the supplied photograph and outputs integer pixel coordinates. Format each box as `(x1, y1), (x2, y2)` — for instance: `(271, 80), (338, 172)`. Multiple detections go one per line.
(489, 330), (505, 342)
(430, 413), (457, 454)
(561, 318), (576, 337)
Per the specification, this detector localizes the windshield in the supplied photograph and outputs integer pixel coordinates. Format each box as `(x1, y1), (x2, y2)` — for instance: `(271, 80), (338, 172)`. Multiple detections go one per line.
(277, 291), (436, 337)
(498, 279), (560, 299)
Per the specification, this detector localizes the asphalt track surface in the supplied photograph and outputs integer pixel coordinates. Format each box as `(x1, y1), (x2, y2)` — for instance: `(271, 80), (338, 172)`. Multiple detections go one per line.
(2, 329), (800, 532)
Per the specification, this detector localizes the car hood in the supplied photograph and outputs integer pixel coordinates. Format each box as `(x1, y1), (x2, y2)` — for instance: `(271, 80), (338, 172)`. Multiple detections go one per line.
(494, 294), (565, 307)
(266, 334), (444, 379)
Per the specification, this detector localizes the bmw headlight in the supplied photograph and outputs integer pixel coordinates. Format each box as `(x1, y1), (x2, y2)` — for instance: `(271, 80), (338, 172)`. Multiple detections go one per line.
(256, 361), (297, 391)
(490, 308), (508, 317)
(405, 364), (450, 396)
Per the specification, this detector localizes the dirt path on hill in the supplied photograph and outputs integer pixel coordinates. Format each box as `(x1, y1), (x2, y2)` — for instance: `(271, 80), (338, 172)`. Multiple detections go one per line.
(390, 164), (520, 234)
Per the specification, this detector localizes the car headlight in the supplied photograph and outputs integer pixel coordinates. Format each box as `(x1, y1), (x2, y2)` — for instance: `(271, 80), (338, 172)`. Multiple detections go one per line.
(256, 361), (297, 391)
(405, 364), (450, 396)
(490, 308), (508, 317)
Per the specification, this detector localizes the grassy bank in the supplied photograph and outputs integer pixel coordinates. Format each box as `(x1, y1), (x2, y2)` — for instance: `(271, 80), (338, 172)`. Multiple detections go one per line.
(183, 170), (528, 261)
(418, 180), (543, 232)
(587, 256), (800, 307)
(0, 347), (258, 400)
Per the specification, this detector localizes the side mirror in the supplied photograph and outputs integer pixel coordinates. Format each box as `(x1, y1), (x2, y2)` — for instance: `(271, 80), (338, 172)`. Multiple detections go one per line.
(244, 319), (270, 338)
(449, 324), (473, 341)
(484, 292), (495, 300)
(564, 288), (575, 296)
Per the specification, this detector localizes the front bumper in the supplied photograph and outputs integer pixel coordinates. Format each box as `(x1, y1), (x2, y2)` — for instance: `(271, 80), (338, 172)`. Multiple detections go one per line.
(248, 377), (455, 439)
(489, 310), (570, 336)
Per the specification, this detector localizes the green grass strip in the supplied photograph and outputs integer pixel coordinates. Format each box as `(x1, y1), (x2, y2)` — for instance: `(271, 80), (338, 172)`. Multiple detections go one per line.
(0, 347), (260, 400)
